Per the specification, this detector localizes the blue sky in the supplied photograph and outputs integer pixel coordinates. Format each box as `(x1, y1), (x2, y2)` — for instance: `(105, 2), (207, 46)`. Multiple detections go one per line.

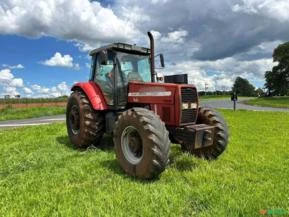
(0, 35), (91, 97)
(1, 0), (289, 97)
(1, 35), (89, 85)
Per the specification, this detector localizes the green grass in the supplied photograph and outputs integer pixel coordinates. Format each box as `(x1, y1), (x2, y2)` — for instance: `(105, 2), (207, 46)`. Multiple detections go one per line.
(199, 95), (230, 100)
(246, 96), (289, 109)
(199, 95), (253, 101)
(0, 96), (67, 104)
(1, 110), (289, 216)
(0, 106), (65, 121)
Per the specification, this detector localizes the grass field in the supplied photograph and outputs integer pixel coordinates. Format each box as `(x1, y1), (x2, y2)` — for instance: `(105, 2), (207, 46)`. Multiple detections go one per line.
(0, 97), (67, 104)
(246, 96), (289, 109)
(199, 95), (253, 101)
(199, 95), (231, 100)
(0, 110), (289, 216)
(0, 106), (66, 121)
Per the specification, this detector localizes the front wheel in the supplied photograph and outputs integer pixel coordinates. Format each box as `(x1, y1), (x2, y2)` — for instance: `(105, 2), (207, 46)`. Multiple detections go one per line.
(113, 108), (170, 179)
(191, 107), (229, 159)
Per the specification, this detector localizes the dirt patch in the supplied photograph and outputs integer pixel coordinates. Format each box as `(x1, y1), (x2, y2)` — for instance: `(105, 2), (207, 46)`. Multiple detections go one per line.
(0, 102), (66, 109)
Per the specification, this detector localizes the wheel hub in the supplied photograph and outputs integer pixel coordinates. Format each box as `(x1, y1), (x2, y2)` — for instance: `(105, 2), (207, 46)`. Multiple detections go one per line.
(69, 105), (80, 134)
(121, 126), (143, 165)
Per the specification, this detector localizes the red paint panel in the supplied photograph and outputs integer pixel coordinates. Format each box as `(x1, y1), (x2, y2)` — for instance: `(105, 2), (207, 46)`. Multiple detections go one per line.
(71, 81), (108, 110)
(128, 82), (180, 126)
(128, 82), (199, 127)
(128, 82), (176, 104)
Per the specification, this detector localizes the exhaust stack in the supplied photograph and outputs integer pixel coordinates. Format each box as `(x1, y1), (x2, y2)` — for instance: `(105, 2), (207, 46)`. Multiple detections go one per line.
(147, 32), (155, 82)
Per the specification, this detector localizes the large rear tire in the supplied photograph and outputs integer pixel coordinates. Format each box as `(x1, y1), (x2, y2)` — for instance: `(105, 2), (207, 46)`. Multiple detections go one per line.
(113, 108), (170, 179)
(192, 107), (229, 159)
(66, 90), (104, 148)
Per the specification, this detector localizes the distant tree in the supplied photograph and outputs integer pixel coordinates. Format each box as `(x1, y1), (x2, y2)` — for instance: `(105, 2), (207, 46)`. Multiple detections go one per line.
(264, 42), (289, 96)
(232, 77), (256, 96)
(264, 71), (274, 95)
(255, 88), (264, 97)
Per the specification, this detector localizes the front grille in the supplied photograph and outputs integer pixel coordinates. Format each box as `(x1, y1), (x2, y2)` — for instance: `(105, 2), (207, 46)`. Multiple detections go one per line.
(181, 87), (197, 102)
(181, 87), (198, 123)
(181, 109), (197, 123)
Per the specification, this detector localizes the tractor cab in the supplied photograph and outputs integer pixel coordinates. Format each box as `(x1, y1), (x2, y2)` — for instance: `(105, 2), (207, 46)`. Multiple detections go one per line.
(89, 43), (153, 107)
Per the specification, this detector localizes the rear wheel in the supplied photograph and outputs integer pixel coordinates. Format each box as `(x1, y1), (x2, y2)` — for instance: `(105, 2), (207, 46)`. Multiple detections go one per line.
(192, 107), (229, 159)
(113, 108), (170, 179)
(66, 90), (104, 148)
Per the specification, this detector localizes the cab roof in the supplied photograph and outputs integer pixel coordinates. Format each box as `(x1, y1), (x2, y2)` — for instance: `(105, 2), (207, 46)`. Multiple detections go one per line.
(89, 43), (150, 56)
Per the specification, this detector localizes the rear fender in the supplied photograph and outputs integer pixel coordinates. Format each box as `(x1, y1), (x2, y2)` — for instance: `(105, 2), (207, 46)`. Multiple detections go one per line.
(71, 81), (108, 110)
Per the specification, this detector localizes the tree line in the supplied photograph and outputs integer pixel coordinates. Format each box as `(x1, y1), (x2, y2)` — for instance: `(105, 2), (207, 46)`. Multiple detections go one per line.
(264, 42), (289, 96)
(231, 41), (289, 97)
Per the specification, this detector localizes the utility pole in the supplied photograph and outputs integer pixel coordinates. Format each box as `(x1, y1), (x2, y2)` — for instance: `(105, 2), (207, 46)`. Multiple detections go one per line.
(205, 83), (208, 95)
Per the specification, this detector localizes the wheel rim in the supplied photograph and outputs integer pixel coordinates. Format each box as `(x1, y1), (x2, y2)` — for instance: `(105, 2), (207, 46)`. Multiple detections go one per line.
(69, 105), (80, 135)
(121, 126), (143, 165)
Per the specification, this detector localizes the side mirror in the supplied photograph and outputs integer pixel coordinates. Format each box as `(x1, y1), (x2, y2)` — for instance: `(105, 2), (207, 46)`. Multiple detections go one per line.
(99, 50), (108, 65)
(160, 54), (165, 68)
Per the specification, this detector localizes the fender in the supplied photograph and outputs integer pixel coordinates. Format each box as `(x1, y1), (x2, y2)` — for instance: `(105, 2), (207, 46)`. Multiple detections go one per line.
(71, 81), (108, 110)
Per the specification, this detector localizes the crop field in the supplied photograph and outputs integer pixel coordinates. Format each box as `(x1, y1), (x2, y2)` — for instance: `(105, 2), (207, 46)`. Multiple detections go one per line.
(246, 96), (289, 109)
(0, 110), (289, 216)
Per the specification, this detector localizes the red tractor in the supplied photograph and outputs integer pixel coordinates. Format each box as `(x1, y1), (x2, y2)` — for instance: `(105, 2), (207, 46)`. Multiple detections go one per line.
(66, 32), (229, 179)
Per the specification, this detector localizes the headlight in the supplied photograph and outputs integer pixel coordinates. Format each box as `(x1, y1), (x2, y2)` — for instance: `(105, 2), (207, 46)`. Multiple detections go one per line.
(190, 103), (197, 109)
(182, 103), (197, 109)
(182, 103), (189, 109)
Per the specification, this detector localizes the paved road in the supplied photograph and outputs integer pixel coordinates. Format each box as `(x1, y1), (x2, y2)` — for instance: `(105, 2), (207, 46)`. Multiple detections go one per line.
(201, 99), (289, 112)
(1, 99), (288, 129)
(0, 115), (65, 129)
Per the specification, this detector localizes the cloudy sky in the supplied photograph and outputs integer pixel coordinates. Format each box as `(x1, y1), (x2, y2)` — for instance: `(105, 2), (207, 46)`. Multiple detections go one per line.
(1, 0), (289, 97)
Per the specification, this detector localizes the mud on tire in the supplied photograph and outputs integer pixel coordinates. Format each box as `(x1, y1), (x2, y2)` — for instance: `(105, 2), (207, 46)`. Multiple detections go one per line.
(66, 90), (104, 148)
(193, 107), (229, 159)
(113, 108), (170, 179)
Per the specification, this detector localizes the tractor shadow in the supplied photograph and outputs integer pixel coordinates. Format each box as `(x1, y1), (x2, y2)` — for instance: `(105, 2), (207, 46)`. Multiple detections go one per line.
(169, 146), (198, 172)
(100, 158), (162, 183)
(56, 136), (198, 180)
(56, 135), (159, 183)
(56, 134), (114, 152)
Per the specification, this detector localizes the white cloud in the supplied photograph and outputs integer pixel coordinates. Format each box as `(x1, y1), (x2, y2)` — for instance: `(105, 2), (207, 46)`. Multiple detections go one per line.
(0, 69), (14, 83)
(10, 78), (24, 87)
(23, 87), (32, 94)
(232, 0), (289, 22)
(160, 30), (188, 44)
(0, 68), (26, 96)
(31, 84), (41, 90)
(42, 52), (75, 68)
(0, 0), (138, 49)
(165, 57), (275, 91)
(0, 68), (71, 98)
(3, 86), (19, 96)
(2, 64), (24, 69)
(28, 81), (70, 97)
(57, 81), (68, 91)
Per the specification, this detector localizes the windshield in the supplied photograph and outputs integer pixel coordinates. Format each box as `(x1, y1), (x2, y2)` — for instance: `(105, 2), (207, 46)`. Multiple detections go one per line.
(116, 52), (151, 83)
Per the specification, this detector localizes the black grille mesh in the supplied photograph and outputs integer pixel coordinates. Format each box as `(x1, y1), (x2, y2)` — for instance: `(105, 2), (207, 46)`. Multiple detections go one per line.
(181, 87), (198, 123)
(181, 87), (197, 102)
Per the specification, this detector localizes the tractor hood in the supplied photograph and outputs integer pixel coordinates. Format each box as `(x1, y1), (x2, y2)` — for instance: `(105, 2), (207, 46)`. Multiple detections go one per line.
(127, 81), (199, 126)
(127, 81), (198, 105)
